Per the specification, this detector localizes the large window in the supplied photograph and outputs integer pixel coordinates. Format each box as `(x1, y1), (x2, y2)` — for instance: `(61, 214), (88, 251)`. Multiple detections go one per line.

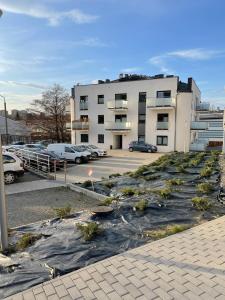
(139, 92), (146, 103)
(80, 96), (88, 110)
(115, 114), (127, 122)
(115, 93), (127, 100)
(98, 134), (104, 143)
(138, 114), (146, 124)
(157, 136), (168, 146)
(81, 134), (89, 143)
(157, 113), (168, 122)
(157, 91), (171, 98)
(98, 115), (104, 124)
(98, 95), (104, 104)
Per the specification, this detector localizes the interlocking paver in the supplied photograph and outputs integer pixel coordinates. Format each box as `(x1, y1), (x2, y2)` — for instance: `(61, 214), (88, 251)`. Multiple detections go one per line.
(5, 215), (225, 300)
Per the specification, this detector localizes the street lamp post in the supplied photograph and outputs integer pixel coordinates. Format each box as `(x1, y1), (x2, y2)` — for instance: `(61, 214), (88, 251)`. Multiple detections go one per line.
(0, 95), (9, 145)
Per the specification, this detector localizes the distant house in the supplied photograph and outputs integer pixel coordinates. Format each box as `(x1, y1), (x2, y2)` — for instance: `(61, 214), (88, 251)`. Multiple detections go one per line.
(0, 116), (31, 144)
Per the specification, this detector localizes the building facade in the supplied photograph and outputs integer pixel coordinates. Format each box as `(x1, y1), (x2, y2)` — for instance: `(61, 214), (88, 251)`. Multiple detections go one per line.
(70, 74), (205, 152)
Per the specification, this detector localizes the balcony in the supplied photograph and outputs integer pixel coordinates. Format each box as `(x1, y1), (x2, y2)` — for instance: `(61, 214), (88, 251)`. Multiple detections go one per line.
(147, 98), (176, 109)
(191, 121), (208, 130)
(105, 121), (132, 132)
(196, 102), (210, 111)
(198, 130), (223, 140)
(107, 100), (128, 112)
(71, 120), (89, 131)
(189, 142), (207, 152)
(80, 102), (88, 110)
(156, 122), (168, 130)
(208, 122), (223, 131)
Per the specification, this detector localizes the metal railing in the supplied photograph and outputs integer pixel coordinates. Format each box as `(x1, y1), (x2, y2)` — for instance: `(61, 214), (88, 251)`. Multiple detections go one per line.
(105, 121), (132, 131)
(107, 100), (128, 110)
(147, 97), (176, 108)
(156, 122), (168, 130)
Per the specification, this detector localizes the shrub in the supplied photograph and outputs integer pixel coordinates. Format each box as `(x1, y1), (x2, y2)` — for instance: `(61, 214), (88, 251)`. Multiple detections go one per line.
(166, 178), (184, 186)
(53, 205), (72, 218)
(100, 197), (118, 206)
(81, 180), (92, 188)
(103, 181), (114, 189)
(154, 187), (172, 199)
(109, 173), (121, 178)
(133, 165), (149, 177)
(135, 199), (148, 211)
(16, 233), (42, 250)
(145, 174), (161, 181)
(191, 197), (212, 211)
(196, 183), (213, 194)
(144, 224), (190, 239)
(176, 165), (186, 173)
(188, 159), (201, 167)
(200, 166), (213, 178)
(76, 222), (101, 241)
(120, 187), (136, 196)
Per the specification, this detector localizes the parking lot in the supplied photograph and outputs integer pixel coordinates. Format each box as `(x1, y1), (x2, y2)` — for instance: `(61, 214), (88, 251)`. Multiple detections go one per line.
(56, 150), (163, 183)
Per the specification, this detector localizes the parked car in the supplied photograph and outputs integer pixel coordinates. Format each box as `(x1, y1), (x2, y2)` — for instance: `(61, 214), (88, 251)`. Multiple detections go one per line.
(47, 143), (90, 164)
(24, 144), (46, 151)
(128, 141), (157, 153)
(3, 153), (24, 184)
(77, 144), (107, 158)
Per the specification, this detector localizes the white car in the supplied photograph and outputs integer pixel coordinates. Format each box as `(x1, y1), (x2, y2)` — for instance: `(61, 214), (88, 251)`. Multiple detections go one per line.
(3, 152), (24, 184)
(77, 144), (107, 158)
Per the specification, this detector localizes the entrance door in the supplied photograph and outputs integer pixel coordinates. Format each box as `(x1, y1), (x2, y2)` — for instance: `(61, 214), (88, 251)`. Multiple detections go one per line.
(114, 135), (123, 149)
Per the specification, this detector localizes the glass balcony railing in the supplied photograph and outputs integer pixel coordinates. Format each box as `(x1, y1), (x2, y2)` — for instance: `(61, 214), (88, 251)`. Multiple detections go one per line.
(105, 121), (131, 131)
(196, 102), (210, 111)
(107, 100), (128, 110)
(198, 131), (223, 139)
(79, 102), (88, 110)
(147, 97), (176, 108)
(156, 122), (168, 130)
(191, 121), (208, 130)
(71, 120), (89, 130)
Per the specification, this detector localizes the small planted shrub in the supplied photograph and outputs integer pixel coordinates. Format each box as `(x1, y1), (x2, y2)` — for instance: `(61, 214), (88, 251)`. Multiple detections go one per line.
(191, 197), (212, 211)
(109, 173), (121, 178)
(103, 181), (114, 189)
(135, 199), (148, 211)
(176, 165), (186, 173)
(154, 187), (172, 199)
(100, 197), (118, 206)
(133, 165), (149, 177)
(144, 224), (190, 239)
(166, 178), (184, 186)
(200, 166), (213, 178)
(145, 174), (161, 181)
(81, 180), (92, 188)
(196, 183), (213, 194)
(16, 233), (42, 251)
(188, 159), (201, 167)
(53, 205), (72, 218)
(76, 222), (101, 241)
(120, 187), (136, 196)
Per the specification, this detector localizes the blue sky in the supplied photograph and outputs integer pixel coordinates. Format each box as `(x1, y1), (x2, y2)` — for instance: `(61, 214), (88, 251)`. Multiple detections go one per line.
(0, 0), (224, 111)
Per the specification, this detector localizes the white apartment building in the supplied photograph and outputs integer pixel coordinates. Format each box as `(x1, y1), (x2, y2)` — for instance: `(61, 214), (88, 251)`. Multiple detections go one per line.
(70, 74), (205, 152)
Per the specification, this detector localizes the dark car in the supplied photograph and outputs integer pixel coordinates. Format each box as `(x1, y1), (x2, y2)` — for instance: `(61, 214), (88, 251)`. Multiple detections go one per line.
(128, 141), (157, 153)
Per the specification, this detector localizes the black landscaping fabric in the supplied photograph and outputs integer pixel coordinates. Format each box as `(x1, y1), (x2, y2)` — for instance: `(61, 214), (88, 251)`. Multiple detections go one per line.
(1, 152), (225, 299)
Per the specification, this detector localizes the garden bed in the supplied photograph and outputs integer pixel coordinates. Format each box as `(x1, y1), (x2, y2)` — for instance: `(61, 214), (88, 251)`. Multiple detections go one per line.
(1, 151), (225, 298)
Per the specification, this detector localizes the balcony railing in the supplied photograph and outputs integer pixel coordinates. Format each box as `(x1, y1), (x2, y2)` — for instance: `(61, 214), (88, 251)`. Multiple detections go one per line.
(80, 102), (88, 110)
(71, 120), (89, 130)
(198, 131), (223, 139)
(156, 122), (168, 130)
(147, 97), (176, 108)
(196, 102), (210, 111)
(107, 100), (128, 110)
(105, 121), (132, 131)
(191, 121), (208, 130)
(189, 143), (207, 152)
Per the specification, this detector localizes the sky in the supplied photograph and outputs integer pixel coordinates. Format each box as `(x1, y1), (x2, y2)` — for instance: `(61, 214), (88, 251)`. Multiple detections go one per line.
(0, 0), (225, 111)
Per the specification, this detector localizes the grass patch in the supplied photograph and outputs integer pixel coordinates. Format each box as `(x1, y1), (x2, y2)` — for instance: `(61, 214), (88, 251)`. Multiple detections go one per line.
(76, 222), (101, 241)
(145, 174), (161, 181)
(109, 173), (121, 178)
(176, 165), (186, 173)
(120, 187), (136, 196)
(16, 233), (42, 251)
(134, 199), (148, 211)
(100, 197), (118, 206)
(53, 205), (72, 218)
(191, 197), (212, 211)
(144, 224), (190, 239)
(153, 187), (172, 199)
(166, 178), (184, 186)
(188, 158), (201, 167)
(200, 166), (213, 177)
(196, 182), (213, 194)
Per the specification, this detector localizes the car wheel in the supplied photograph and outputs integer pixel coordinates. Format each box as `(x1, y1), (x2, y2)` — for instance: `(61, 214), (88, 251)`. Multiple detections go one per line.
(75, 157), (82, 164)
(4, 172), (16, 184)
(92, 152), (98, 159)
(129, 147), (133, 152)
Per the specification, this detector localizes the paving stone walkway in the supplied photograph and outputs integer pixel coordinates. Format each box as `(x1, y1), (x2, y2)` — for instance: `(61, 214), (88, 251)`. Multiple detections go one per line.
(5, 215), (225, 300)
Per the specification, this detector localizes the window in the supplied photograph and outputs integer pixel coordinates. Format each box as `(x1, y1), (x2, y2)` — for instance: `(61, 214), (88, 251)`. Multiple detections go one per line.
(138, 114), (146, 124)
(98, 115), (104, 124)
(98, 95), (104, 104)
(80, 96), (88, 110)
(157, 136), (168, 146)
(115, 93), (127, 100)
(65, 147), (74, 153)
(157, 91), (171, 98)
(3, 155), (16, 164)
(81, 134), (89, 143)
(138, 135), (145, 142)
(157, 113), (168, 122)
(139, 92), (146, 103)
(98, 134), (104, 143)
(80, 115), (88, 122)
(115, 114), (127, 122)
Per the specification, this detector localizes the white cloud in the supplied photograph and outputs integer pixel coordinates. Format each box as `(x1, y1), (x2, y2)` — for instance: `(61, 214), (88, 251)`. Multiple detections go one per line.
(0, 80), (49, 89)
(0, 0), (98, 25)
(121, 67), (141, 73)
(72, 38), (108, 47)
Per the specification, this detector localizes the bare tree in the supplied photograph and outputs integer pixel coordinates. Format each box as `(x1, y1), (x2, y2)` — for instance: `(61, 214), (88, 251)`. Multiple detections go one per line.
(31, 84), (70, 142)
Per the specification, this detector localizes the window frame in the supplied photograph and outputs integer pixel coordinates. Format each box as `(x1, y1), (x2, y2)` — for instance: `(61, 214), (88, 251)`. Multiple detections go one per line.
(80, 134), (89, 143)
(98, 134), (104, 144)
(97, 95), (104, 104)
(156, 135), (168, 146)
(98, 115), (104, 124)
(156, 90), (171, 98)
